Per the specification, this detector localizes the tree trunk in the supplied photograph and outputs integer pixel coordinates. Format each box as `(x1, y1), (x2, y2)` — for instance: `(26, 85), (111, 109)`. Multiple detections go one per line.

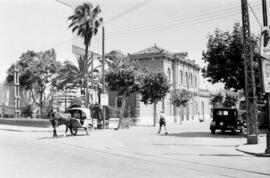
(179, 109), (182, 124)
(91, 52), (93, 90)
(39, 91), (43, 118)
(85, 44), (89, 107)
(153, 102), (157, 126)
(116, 92), (126, 130)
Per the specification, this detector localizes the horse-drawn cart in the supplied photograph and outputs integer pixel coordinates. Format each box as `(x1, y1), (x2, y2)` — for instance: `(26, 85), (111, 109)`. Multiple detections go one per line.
(68, 107), (93, 135)
(50, 107), (93, 138)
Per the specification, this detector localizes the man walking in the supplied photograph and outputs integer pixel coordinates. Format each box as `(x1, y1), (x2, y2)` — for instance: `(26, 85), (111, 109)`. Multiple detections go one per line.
(157, 110), (168, 135)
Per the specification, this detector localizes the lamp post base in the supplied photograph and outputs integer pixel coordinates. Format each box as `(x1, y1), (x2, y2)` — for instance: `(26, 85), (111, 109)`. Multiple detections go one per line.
(247, 134), (258, 144)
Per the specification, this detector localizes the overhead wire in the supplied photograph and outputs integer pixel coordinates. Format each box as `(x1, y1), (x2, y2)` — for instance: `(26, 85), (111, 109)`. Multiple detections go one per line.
(49, 0), (152, 51)
(107, 4), (262, 39)
(52, 1), (247, 49)
(48, 0), (265, 53)
(248, 2), (263, 29)
(108, 2), (246, 34)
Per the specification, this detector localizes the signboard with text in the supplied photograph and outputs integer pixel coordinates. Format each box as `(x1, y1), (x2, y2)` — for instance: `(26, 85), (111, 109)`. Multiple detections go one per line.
(100, 93), (108, 106)
(262, 58), (270, 93)
(261, 27), (270, 60)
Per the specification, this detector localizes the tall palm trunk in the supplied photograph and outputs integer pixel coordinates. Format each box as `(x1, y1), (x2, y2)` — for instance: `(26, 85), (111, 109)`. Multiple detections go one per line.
(116, 92), (126, 130)
(91, 52), (94, 90)
(85, 44), (89, 107)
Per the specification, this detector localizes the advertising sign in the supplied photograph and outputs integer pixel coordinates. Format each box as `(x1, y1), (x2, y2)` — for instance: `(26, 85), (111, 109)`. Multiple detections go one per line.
(261, 27), (270, 60)
(262, 58), (270, 93)
(100, 93), (108, 106)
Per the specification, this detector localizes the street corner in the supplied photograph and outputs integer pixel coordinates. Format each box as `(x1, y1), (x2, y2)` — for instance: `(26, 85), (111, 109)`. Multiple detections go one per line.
(236, 139), (270, 157)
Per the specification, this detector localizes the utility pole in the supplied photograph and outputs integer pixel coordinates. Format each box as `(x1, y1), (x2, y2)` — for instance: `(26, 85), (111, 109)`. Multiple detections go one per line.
(241, 0), (258, 144)
(102, 26), (106, 129)
(262, 0), (270, 154)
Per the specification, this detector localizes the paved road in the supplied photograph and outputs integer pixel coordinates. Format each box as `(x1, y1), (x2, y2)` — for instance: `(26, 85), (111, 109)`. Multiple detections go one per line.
(0, 121), (269, 178)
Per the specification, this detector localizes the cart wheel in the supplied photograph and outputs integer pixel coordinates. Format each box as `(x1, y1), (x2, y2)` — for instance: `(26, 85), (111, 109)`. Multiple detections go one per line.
(211, 129), (215, 134)
(88, 124), (93, 131)
(70, 128), (78, 135)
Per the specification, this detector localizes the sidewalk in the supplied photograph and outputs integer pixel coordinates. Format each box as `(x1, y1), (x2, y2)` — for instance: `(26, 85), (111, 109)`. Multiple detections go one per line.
(1, 122), (270, 157)
(0, 124), (51, 132)
(236, 135), (270, 157)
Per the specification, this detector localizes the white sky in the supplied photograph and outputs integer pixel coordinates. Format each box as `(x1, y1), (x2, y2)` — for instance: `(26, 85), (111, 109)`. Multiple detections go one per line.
(0, 0), (269, 92)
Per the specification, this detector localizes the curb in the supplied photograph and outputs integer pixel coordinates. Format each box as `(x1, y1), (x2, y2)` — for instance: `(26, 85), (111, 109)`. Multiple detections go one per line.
(236, 145), (270, 157)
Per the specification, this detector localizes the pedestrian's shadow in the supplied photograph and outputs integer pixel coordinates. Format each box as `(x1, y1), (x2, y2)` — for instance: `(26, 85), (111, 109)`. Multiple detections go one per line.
(164, 131), (246, 138)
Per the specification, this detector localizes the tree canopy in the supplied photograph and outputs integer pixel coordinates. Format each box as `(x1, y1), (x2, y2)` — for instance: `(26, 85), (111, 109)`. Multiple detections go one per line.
(105, 57), (139, 97)
(6, 49), (60, 115)
(139, 71), (170, 105)
(170, 89), (192, 107)
(202, 23), (261, 92)
(105, 54), (139, 129)
(223, 94), (238, 108)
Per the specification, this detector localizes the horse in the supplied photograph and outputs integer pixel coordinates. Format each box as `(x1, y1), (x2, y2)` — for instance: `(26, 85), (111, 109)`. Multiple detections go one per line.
(49, 111), (71, 138)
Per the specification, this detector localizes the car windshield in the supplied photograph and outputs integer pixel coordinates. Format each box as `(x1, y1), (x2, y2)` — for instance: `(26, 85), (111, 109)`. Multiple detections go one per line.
(214, 110), (236, 118)
(215, 110), (229, 116)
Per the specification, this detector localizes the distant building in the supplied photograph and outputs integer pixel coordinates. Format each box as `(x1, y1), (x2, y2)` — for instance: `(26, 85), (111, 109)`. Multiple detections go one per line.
(108, 45), (211, 125)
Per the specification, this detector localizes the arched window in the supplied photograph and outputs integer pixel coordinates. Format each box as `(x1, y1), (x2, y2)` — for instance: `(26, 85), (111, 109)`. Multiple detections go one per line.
(167, 68), (171, 83)
(185, 72), (188, 87)
(190, 73), (193, 87)
(180, 70), (183, 84)
(115, 96), (122, 108)
(195, 76), (197, 88)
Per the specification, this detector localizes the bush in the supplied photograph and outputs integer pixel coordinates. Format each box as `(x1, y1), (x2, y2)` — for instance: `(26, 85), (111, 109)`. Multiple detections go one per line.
(21, 105), (33, 118)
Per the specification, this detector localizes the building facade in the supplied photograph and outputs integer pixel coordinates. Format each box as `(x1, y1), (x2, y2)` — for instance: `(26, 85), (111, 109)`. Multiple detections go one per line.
(118, 45), (211, 125)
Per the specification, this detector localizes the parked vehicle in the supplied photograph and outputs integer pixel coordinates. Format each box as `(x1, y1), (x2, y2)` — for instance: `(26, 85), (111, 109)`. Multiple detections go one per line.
(238, 100), (268, 129)
(68, 107), (93, 135)
(210, 108), (244, 134)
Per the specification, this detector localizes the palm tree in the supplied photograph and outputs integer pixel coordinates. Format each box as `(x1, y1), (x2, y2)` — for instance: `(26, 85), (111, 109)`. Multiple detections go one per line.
(52, 55), (101, 103)
(68, 2), (103, 105)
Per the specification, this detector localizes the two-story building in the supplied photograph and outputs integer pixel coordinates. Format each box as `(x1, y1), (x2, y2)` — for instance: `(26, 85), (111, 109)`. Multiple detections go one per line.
(109, 45), (210, 125)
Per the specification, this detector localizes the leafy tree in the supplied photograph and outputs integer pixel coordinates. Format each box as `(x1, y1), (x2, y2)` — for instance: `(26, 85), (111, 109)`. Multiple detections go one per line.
(139, 71), (170, 126)
(68, 2), (102, 105)
(210, 93), (224, 107)
(170, 89), (192, 107)
(223, 94), (238, 108)
(6, 49), (60, 117)
(105, 57), (139, 129)
(21, 104), (33, 118)
(202, 23), (261, 93)
(170, 89), (192, 123)
(52, 55), (100, 94)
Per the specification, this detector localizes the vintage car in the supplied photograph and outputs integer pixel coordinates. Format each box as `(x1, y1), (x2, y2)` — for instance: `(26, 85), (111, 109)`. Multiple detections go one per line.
(210, 108), (244, 134)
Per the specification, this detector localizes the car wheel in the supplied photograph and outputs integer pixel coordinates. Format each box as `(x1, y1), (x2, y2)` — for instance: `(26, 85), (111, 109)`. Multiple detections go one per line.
(231, 128), (236, 134)
(221, 129), (226, 133)
(70, 128), (78, 135)
(211, 129), (216, 134)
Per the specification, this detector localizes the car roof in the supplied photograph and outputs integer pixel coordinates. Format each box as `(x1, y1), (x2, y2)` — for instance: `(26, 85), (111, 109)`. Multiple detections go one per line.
(213, 108), (237, 110)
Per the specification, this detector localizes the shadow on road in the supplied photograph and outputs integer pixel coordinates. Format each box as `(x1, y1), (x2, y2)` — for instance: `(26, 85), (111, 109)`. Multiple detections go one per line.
(0, 128), (50, 133)
(37, 134), (89, 140)
(164, 131), (245, 138)
(152, 143), (239, 147)
(163, 153), (249, 157)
